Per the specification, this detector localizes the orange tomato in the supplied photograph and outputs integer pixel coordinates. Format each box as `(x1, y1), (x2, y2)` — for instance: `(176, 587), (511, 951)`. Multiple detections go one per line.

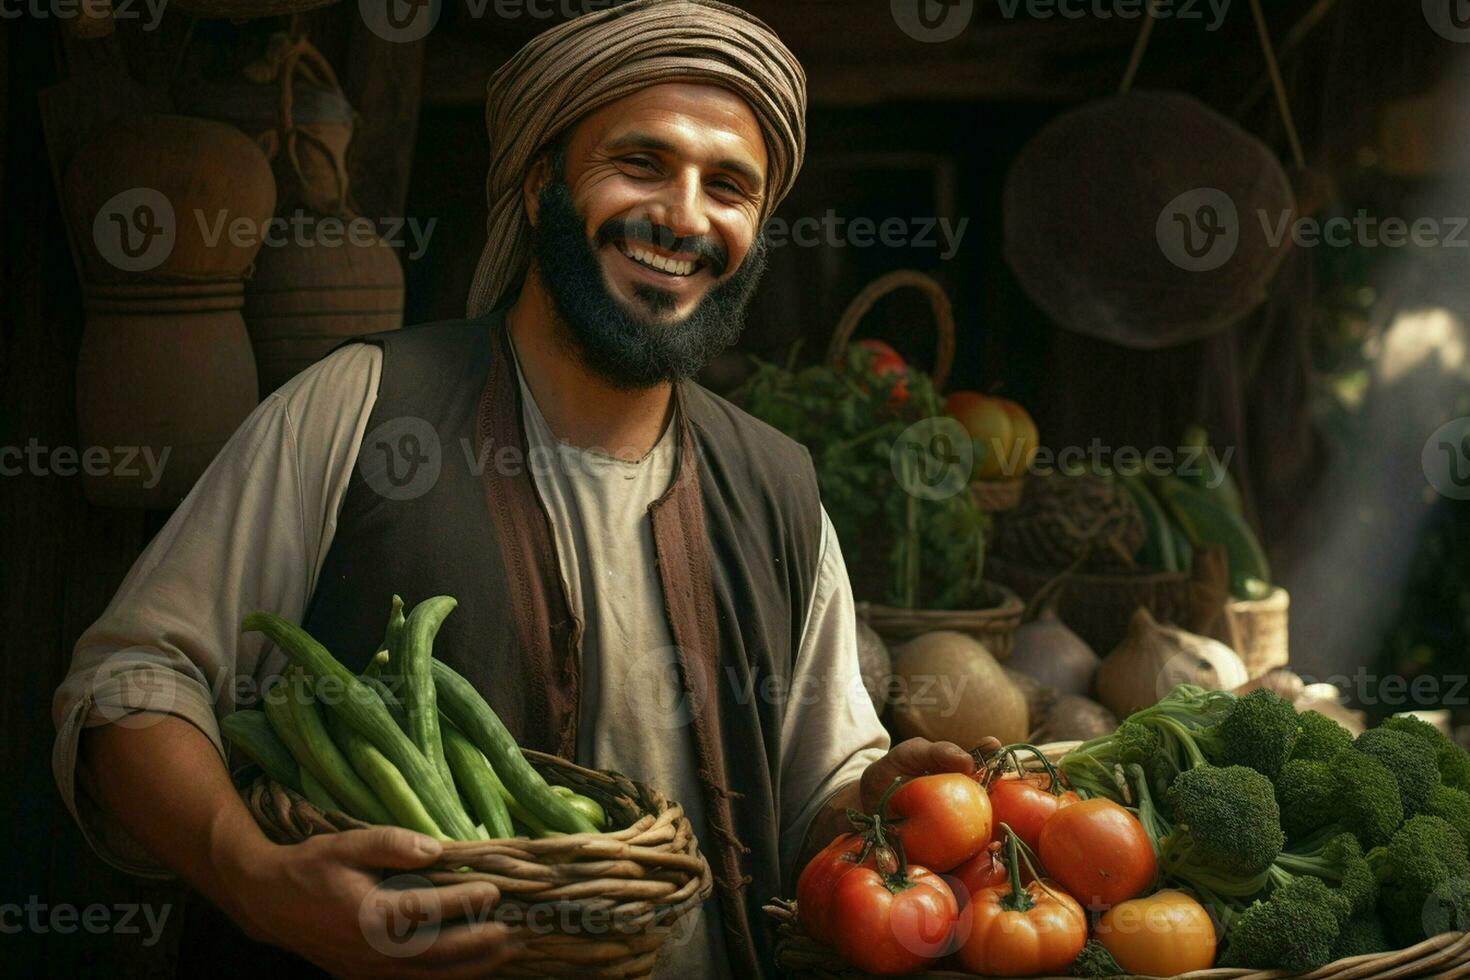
(888, 773), (993, 873)
(1095, 890), (1218, 976)
(1036, 798), (1157, 912)
(957, 877), (1087, 976)
(987, 774), (1079, 853)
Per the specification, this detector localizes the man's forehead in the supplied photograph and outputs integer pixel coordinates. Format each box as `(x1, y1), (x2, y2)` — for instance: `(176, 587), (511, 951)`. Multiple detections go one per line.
(571, 83), (768, 169)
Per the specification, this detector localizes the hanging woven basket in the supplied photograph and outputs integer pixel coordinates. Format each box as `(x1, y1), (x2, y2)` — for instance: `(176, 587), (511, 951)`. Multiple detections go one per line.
(243, 751), (712, 979)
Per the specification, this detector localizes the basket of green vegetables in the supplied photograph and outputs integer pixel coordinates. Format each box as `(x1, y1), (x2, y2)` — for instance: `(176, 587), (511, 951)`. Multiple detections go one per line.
(222, 595), (712, 978)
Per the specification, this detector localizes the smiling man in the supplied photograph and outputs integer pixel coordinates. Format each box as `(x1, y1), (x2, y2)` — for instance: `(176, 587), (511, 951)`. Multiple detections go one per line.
(52, 1), (979, 977)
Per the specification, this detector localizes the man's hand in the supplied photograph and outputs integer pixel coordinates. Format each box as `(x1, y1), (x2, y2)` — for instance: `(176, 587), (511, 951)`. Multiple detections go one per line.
(223, 826), (522, 979)
(796, 736), (1005, 875)
(858, 736), (1001, 811)
(82, 718), (522, 978)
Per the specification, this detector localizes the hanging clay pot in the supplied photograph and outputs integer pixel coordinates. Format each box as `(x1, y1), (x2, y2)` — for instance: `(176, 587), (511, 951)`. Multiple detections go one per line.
(63, 114), (274, 509)
(244, 209), (404, 396)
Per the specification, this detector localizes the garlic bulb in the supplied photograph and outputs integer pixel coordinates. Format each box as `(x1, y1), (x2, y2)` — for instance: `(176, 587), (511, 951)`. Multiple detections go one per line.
(1095, 607), (1248, 717)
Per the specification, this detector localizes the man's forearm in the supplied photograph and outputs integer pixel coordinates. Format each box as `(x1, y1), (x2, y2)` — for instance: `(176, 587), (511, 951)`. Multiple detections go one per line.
(79, 716), (273, 919)
(793, 778), (862, 877)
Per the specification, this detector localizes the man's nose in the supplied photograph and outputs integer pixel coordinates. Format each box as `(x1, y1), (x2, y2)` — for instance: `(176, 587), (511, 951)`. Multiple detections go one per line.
(642, 169), (712, 245)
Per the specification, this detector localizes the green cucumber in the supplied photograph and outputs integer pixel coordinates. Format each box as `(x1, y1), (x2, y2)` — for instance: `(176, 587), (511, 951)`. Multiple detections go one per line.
(361, 675), (407, 730)
(299, 768), (345, 812)
(1151, 474), (1270, 599)
(242, 611), (478, 840)
(220, 709), (302, 793)
(370, 594), (406, 683)
(327, 713), (447, 839)
(1117, 472), (1179, 572)
(400, 597), (457, 792)
(551, 784), (607, 830)
(442, 723), (515, 839)
(431, 660), (599, 835)
(273, 669), (394, 825)
(1179, 425), (1245, 517)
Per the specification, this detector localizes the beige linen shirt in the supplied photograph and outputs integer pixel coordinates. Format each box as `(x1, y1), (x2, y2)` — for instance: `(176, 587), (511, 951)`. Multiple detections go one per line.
(51, 333), (889, 975)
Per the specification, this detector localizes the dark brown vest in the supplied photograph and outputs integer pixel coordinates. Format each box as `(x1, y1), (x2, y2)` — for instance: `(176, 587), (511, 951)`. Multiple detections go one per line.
(297, 307), (823, 975)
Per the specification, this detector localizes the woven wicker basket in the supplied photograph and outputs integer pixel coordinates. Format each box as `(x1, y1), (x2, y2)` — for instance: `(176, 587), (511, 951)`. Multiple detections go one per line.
(856, 581), (1026, 659)
(985, 555), (1200, 657)
(767, 740), (1470, 978)
(243, 750), (712, 978)
(1224, 586), (1290, 679)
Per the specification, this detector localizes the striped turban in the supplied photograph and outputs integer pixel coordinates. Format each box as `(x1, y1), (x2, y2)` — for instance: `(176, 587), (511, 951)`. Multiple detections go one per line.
(465, 0), (807, 318)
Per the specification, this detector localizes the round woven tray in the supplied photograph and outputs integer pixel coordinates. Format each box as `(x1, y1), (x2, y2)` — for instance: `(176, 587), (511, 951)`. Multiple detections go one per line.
(764, 899), (1470, 979)
(767, 741), (1470, 979)
(970, 478), (1024, 514)
(857, 580), (1026, 659)
(244, 750), (712, 978)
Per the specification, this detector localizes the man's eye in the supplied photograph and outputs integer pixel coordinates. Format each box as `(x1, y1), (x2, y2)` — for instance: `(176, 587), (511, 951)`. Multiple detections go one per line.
(623, 156), (658, 172)
(710, 178), (743, 194)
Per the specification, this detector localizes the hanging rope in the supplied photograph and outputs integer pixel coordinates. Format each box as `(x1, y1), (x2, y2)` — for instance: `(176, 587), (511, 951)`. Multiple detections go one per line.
(1248, 0), (1306, 169)
(1118, 0), (1161, 94)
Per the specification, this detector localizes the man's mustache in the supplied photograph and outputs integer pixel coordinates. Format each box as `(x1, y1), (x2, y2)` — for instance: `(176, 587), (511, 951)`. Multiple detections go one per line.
(595, 215), (729, 277)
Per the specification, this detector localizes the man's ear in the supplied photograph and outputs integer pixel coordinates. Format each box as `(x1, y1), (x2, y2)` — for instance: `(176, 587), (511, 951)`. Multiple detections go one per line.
(523, 152), (554, 227)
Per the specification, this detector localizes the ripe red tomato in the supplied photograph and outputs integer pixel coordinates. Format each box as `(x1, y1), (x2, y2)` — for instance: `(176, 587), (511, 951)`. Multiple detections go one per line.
(888, 773), (992, 873)
(1037, 798), (1157, 911)
(950, 841), (1017, 910)
(829, 861), (959, 975)
(988, 775), (1080, 853)
(797, 833), (869, 944)
(844, 339), (909, 409)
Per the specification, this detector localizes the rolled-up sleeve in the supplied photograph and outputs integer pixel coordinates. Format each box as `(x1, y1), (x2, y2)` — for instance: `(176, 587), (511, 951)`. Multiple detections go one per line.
(776, 508), (890, 888)
(51, 343), (380, 876)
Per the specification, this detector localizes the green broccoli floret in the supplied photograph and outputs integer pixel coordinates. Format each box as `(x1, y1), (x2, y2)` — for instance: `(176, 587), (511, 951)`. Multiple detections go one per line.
(1354, 728), (1441, 817)
(1330, 747), (1405, 849)
(1068, 939), (1126, 978)
(1150, 689), (1300, 781)
(1331, 912), (1390, 960)
(1382, 714), (1470, 794)
(1162, 765), (1284, 896)
(1369, 814), (1470, 948)
(1271, 831), (1377, 917)
(1219, 876), (1341, 972)
(1060, 718), (1173, 802)
(1275, 758), (1338, 842)
(1424, 784), (1470, 848)
(1291, 710), (1354, 763)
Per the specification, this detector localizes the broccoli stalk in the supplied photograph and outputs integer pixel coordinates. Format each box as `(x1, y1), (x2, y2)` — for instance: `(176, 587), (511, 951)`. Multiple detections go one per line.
(1128, 763), (1283, 904)
(1068, 939), (1126, 978)
(1268, 831), (1377, 918)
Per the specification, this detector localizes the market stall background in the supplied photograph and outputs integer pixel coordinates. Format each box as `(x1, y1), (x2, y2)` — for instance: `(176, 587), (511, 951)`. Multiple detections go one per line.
(4, 0), (1470, 974)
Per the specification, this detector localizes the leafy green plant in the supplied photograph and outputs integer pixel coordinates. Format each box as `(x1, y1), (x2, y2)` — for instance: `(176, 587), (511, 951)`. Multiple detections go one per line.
(734, 345), (991, 610)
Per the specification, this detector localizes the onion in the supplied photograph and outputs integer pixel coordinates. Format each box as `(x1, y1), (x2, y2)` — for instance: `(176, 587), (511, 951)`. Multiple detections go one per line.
(1233, 667), (1305, 702)
(1007, 596), (1099, 697)
(854, 617), (892, 716)
(1095, 607), (1248, 718)
(891, 630), (1028, 749)
(1034, 695), (1119, 743)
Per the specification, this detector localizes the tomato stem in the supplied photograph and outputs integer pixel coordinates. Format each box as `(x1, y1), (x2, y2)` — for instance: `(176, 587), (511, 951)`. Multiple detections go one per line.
(997, 823), (1035, 913)
(988, 743), (1065, 795)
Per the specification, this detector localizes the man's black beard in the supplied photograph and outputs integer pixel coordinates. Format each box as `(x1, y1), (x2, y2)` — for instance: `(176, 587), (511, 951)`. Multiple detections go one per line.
(529, 172), (769, 390)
